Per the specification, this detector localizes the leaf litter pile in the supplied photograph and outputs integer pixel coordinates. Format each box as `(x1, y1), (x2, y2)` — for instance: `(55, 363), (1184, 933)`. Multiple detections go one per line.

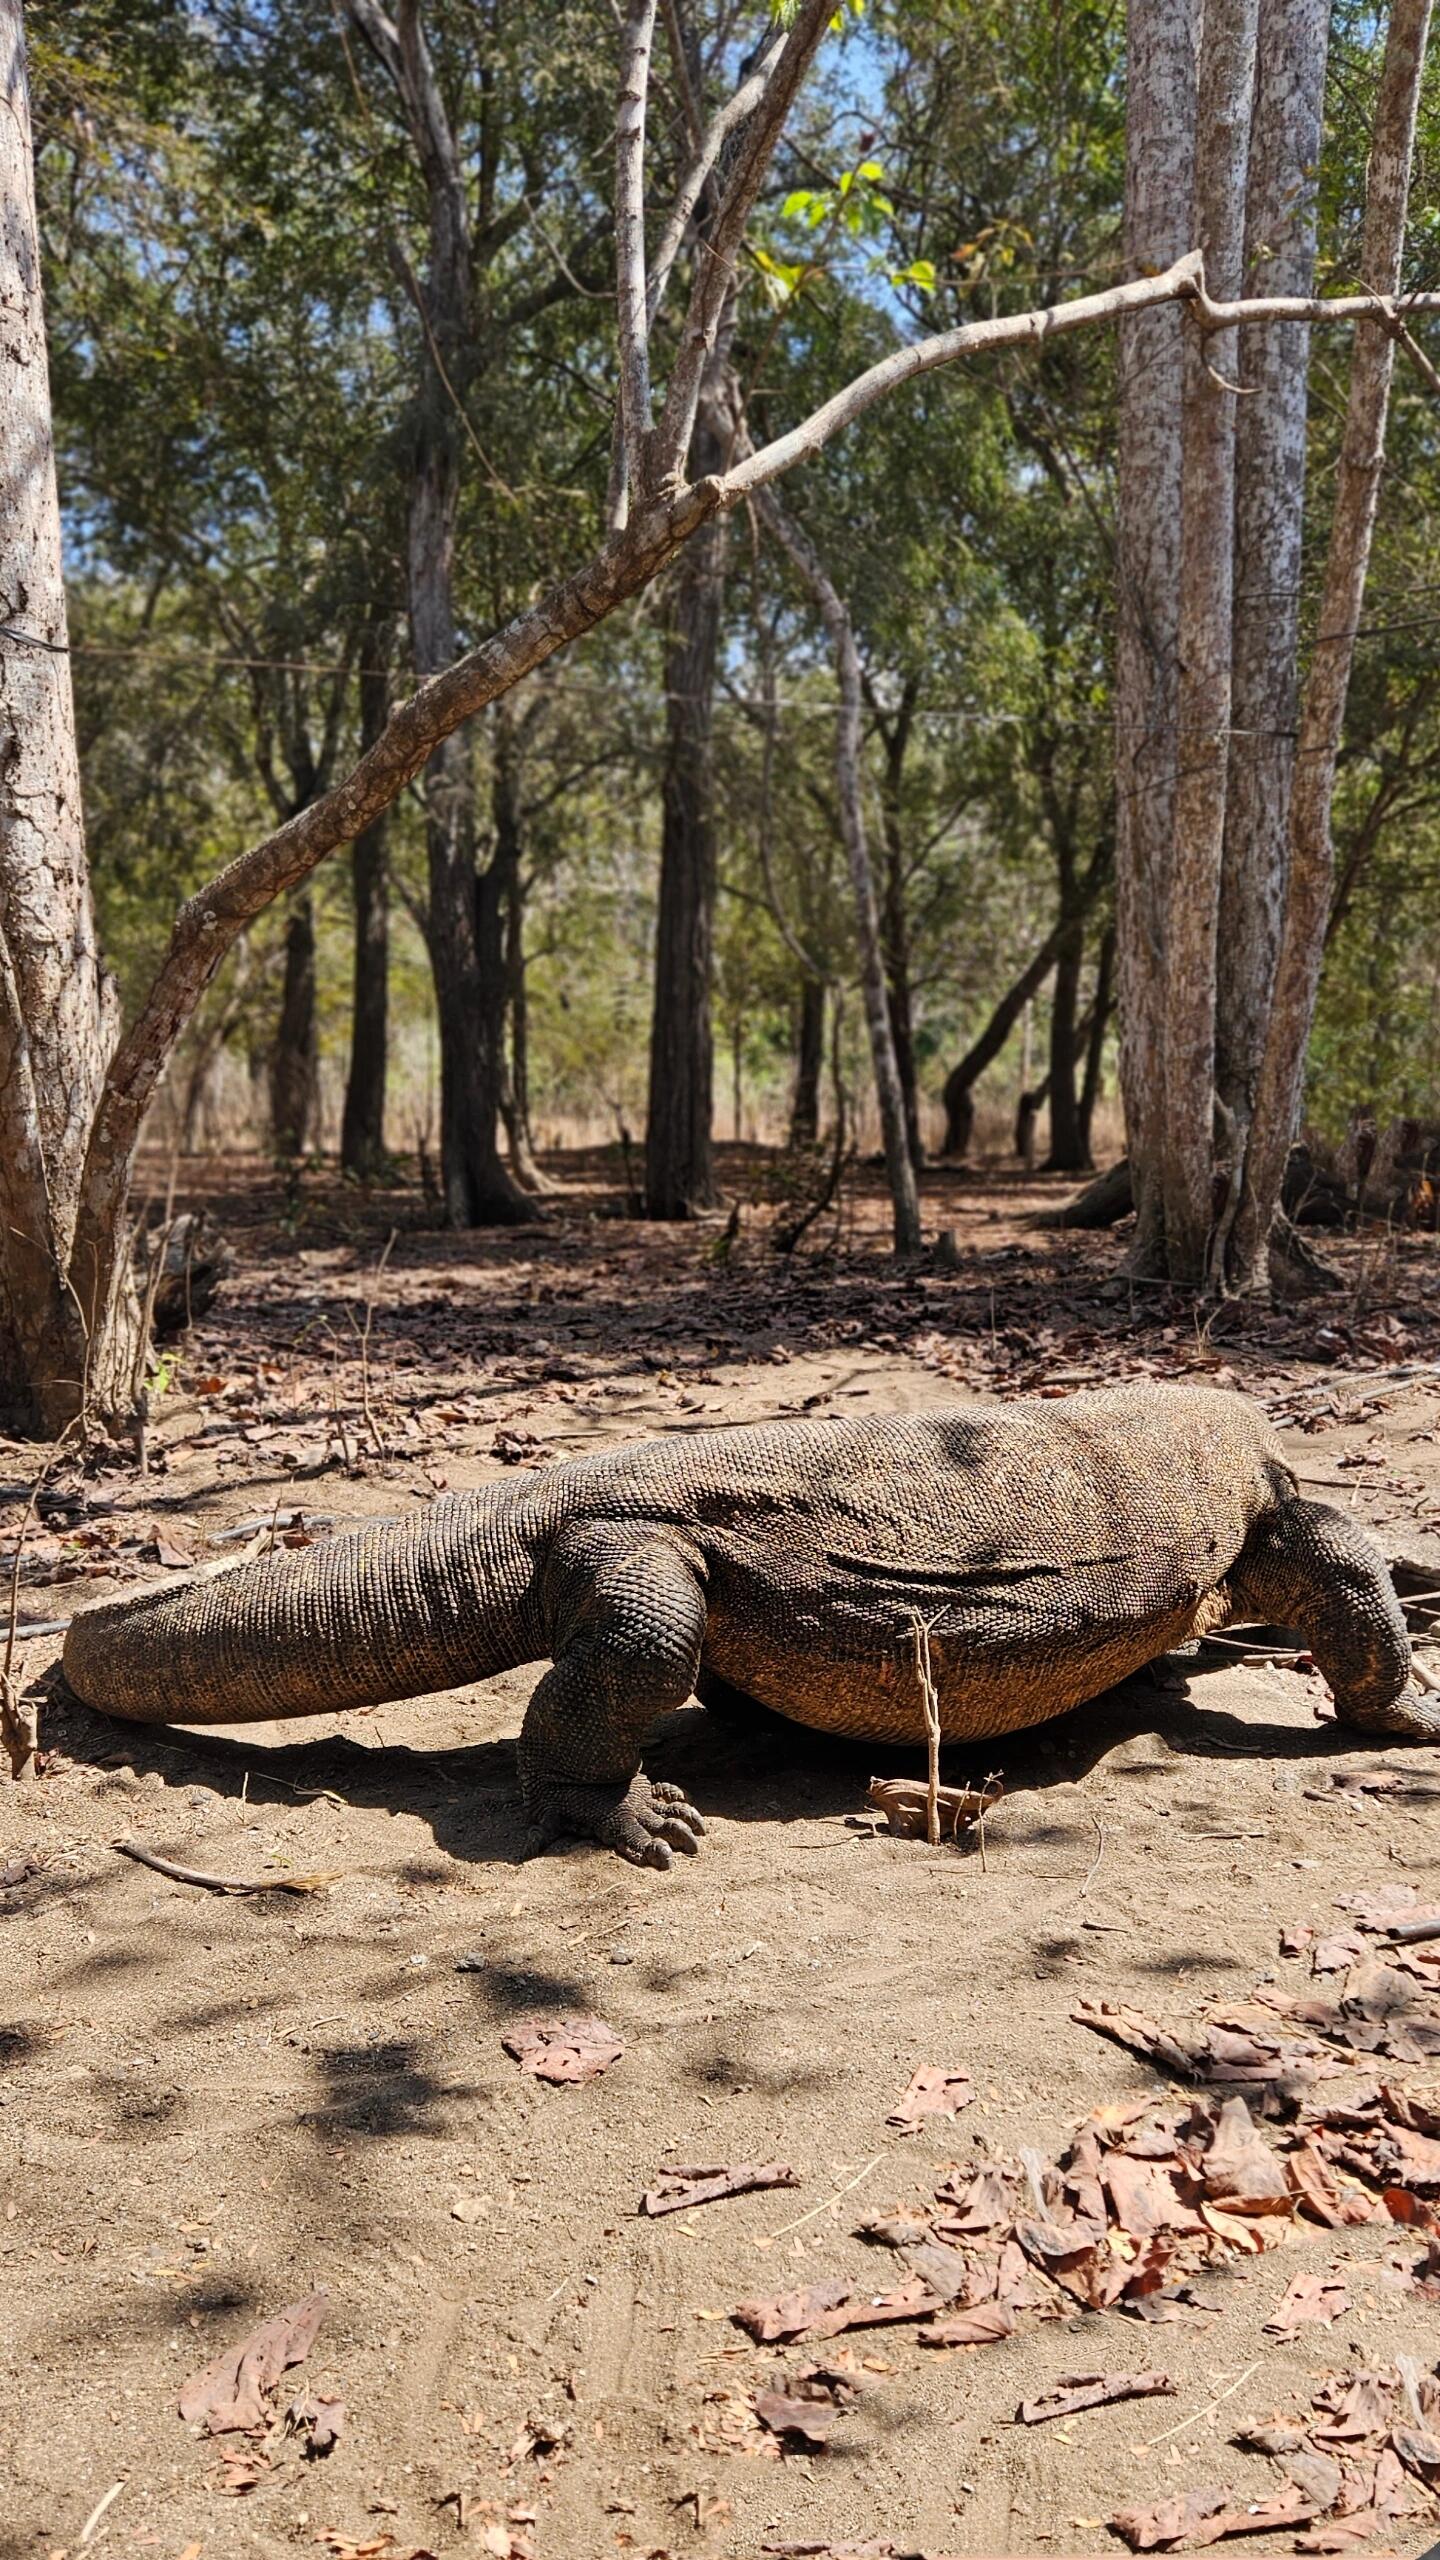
(675, 1881), (1440, 2554)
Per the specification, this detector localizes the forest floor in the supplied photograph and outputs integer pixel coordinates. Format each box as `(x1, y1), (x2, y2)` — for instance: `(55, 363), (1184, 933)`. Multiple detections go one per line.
(6, 1147), (1440, 2560)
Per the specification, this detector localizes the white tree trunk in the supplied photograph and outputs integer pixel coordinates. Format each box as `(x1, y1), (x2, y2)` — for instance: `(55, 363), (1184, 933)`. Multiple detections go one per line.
(1214, 0), (1328, 1286)
(1236, 0), (1435, 1279)
(758, 492), (922, 1254)
(1159, 0), (1258, 1282)
(1113, 0), (1198, 1265)
(0, 0), (139, 1432)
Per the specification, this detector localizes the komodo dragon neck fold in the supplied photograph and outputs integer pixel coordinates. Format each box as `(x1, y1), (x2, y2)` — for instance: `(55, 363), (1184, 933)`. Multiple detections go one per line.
(63, 1383), (1437, 1869)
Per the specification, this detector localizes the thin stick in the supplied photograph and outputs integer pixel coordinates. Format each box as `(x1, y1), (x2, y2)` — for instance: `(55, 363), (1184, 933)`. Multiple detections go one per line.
(1388, 1916), (1440, 1946)
(1135, 2361), (1262, 2452)
(753, 2155), (881, 2251)
(112, 1839), (341, 1896)
(77, 2480), (126, 2549)
(976, 1768), (1001, 1875)
(909, 1611), (942, 1846)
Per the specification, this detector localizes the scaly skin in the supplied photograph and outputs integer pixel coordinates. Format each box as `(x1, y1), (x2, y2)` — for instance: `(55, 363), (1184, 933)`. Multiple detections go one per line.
(62, 1384), (1436, 1867)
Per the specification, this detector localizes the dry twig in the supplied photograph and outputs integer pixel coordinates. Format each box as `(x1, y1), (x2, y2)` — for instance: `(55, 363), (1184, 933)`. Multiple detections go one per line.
(113, 1839), (342, 1896)
(909, 1609), (943, 1845)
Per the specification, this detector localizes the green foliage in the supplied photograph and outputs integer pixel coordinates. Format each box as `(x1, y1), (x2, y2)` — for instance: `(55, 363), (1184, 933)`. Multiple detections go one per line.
(27, 0), (1440, 1168)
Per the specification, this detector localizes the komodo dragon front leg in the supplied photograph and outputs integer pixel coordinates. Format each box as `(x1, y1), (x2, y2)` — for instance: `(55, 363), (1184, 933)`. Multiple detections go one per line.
(518, 1520), (709, 1868)
(1233, 1496), (1440, 1738)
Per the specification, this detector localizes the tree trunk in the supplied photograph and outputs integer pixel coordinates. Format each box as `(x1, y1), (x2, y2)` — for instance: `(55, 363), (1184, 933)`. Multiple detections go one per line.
(1230, 0), (1433, 1285)
(0, 0), (141, 1435)
(1156, 0), (1257, 1282)
(270, 894), (318, 1160)
(939, 929), (1063, 1156)
(645, 406), (726, 1218)
(1076, 923), (1116, 1166)
(353, 0), (533, 1229)
(1043, 903), (1087, 1171)
(878, 677), (923, 1170)
(341, 633), (392, 1179)
(759, 491), (921, 1253)
(1213, 0), (1328, 1260)
(488, 702), (548, 1192)
(505, 845), (539, 1170)
(1113, 0), (1197, 1261)
(790, 976), (825, 1149)
(410, 412), (534, 1225)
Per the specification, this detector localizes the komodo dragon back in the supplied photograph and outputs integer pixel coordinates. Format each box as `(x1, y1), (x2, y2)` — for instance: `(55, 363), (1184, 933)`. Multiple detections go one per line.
(62, 1382), (1438, 1868)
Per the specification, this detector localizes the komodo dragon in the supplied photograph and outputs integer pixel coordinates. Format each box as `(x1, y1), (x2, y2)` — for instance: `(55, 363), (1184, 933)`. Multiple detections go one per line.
(62, 1383), (1436, 1868)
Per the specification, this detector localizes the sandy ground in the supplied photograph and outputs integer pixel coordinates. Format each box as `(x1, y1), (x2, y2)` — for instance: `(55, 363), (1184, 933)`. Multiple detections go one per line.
(5, 1157), (1440, 2560)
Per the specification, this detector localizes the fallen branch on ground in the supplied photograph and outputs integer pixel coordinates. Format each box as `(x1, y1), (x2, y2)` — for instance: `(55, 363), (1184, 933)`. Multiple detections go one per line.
(113, 1839), (343, 1895)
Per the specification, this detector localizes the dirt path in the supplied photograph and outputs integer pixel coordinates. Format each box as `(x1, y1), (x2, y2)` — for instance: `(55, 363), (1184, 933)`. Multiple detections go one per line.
(5, 1160), (1440, 2560)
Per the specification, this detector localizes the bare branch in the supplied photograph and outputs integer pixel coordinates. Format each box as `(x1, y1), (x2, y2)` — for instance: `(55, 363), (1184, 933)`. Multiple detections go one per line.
(1194, 283), (1440, 331)
(721, 255), (1206, 499)
(614, 0), (659, 518)
(647, 29), (786, 327)
(652, 0), (835, 484)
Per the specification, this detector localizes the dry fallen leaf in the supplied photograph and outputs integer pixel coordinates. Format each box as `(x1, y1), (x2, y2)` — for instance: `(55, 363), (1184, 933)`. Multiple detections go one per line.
(1018, 2370), (1177, 2426)
(642, 2160), (799, 2217)
(1110, 2484), (1317, 2550)
(886, 2066), (974, 2132)
(1201, 2096), (1293, 2215)
(1263, 2271), (1350, 2337)
(751, 2363), (860, 2451)
(500, 2014), (623, 2084)
(865, 1775), (1002, 1839)
(731, 2275), (939, 2343)
(149, 1520), (199, 1569)
(180, 2289), (329, 2432)
(285, 2392), (347, 2456)
(918, 2301), (1016, 2349)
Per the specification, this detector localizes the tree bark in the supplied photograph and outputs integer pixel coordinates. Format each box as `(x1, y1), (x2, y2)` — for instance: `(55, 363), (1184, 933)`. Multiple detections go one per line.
(645, 403), (726, 1218)
(0, 0), (140, 1434)
(269, 894), (318, 1159)
(1157, 0), (1257, 1282)
(1232, 0), (1434, 1285)
(877, 676), (923, 1170)
(790, 976), (825, 1150)
(1113, 0), (1198, 1261)
(505, 847), (539, 1173)
(341, 631), (392, 1179)
(1214, 0), (1328, 1255)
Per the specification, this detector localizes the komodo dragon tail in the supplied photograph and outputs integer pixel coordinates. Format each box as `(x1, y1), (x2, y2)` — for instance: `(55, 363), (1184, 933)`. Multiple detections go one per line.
(61, 1490), (539, 1727)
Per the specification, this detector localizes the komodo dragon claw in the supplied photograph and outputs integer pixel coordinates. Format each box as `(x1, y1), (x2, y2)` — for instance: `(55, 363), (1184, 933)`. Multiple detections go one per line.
(522, 1773), (706, 1870)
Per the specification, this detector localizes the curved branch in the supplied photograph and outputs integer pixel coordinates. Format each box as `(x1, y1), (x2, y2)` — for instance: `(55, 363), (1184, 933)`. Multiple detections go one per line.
(652, 0), (835, 483)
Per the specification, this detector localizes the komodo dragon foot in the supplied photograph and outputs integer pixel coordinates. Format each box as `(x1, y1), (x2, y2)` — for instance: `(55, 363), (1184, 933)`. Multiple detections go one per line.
(521, 1773), (705, 1870)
